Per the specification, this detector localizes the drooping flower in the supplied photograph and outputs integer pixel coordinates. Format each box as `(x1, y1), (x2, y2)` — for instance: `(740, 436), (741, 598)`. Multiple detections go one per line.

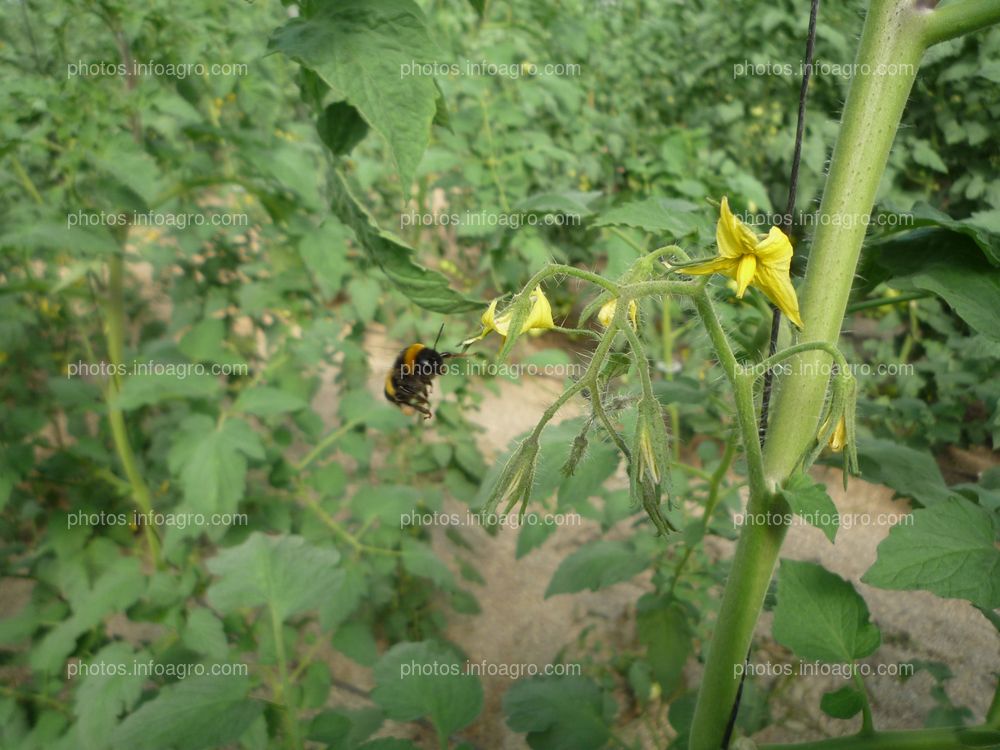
(681, 197), (804, 328)
(464, 286), (554, 345)
(597, 298), (638, 330)
(823, 414), (848, 452)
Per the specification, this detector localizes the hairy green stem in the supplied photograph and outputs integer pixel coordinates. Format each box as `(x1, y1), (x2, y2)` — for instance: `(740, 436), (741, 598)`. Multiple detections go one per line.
(690, 2), (1000, 746)
(920, 0), (1000, 45)
(104, 254), (160, 566)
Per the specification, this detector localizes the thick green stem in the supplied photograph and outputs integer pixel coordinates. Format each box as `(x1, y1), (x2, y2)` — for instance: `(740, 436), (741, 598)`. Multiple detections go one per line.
(686, 1), (997, 745)
(761, 0), (928, 487)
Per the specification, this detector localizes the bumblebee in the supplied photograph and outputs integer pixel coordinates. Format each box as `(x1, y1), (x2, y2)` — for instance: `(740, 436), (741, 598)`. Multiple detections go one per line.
(384, 327), (456, 419)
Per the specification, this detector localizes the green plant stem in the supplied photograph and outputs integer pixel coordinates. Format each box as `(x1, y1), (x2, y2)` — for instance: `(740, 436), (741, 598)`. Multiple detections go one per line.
(298, 489), (400, 558)
(852, 670), (875, 735)
(268, 604), (300, 750)
(591, 387), (632, 460)
(528, 321), (620, 440)
(920, 0), (1000, 45)
(845, 290), (929, 313)
(661, 296), (682, 462)
(690, 3), (1000, 746)
(104, 254), (160, 567)
(757, 725), (1000, 750)
(986, 676), (1000, 730)
(295, 417), (363, 471)
(703, 433), (738, 523)
(761, 0), (928, 486)
(691, 291), (766, 497)
(520, 262), (622, 296)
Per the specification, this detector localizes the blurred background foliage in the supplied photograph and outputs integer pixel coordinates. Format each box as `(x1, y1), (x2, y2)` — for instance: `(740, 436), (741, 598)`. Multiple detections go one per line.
(0, 0), (997, 748)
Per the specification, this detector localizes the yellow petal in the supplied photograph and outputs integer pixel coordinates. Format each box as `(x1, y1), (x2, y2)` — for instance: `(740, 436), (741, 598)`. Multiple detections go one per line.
(681, 256), (739, 277)
(734, 254), (757, 298)
(717, 196), (758, 259)
(752, 262), (804, 328)
(597, 298), (638, 330)
(523, 286), (554, 332)
(754, 226), (793, 265)
(597, 299), (616, 328)
(829, 416), (847, 452)
(481, 299), (500, 329)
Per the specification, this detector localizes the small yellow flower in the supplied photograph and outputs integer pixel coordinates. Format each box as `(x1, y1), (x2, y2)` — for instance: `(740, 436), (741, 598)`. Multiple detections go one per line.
(465, 286), (554, 344)
(682, 196), (804, 328)
(821, 414), (848, 452)
(597, 298), (638, 330)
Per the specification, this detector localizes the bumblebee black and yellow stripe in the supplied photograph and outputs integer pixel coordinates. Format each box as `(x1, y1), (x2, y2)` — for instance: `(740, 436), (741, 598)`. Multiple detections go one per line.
(402, 343), (425, 372)
(384, 370), (397, 399)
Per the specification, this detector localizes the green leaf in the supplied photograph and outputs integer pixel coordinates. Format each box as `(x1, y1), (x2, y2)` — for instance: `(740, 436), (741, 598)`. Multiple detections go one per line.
(371, 641), (483, 740)
(333, 621), (379, 667)
(858, 225), (1000, 339)
(773, 560), (881, 663)
(778, 472), (839, 543)
(855, 437), (956, 506)
(307, 707), (383, 748)
(32, 558), (146, 673)
(111, 675), (262, 750)
(350, 484), (422, 526)
(316, 101), (370, 156)
(113, 373), (221, 411)
(269, 0), (440, 189)
(636, 595), (693, 695)
(330, 171), (482, 313)
(73, 643), (146, 750)
(233, 386), (308, 417)
(299, 220), (351, 299)
(545, 540), (647, 597)
(557, 442), (619, 510)
(503, 676), (614, 750)
(516, 520), (557, 559)
(167, 415), (264, 516)
(862, 497), (1000, 609)
(206, 533), (342, 622)
(820, 686), (864, 720)
(515, 191), (600, 218)
(400, 539), (455, 589)
(0, 221), (120, 257)
(912, 140), (949, 173)
(182, 608), (229, 662)
(594, 197), (700, 236)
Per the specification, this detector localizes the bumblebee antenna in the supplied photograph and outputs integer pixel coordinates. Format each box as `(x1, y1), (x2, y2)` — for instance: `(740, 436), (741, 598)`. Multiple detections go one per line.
(432, 323), (444, 351)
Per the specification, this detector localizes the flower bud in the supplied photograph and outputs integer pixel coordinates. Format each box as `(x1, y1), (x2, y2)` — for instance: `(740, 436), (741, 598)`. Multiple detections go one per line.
(483, 435), (540, 516)
(597, 298), (638, 330)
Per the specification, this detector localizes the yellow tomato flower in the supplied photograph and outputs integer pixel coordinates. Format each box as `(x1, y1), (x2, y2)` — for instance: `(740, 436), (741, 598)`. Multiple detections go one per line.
(466, 286), (555, 344)
(683, 196), (804, 328)
(597, 298), (638, 330)
(821, 413), (848, 452)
